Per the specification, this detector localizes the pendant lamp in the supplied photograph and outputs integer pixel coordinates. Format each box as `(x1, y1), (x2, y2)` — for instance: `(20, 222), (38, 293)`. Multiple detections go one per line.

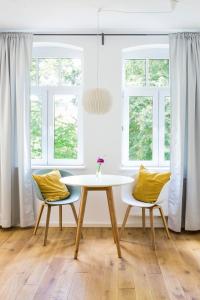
(83, 9), (112, 114)
(83, 88), (112, 114)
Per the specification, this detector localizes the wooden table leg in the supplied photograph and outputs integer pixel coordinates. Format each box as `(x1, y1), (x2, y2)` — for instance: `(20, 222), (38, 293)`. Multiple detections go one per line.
(71, 203), (83, 239)
(106, 189), (116, 243)
(74, 187), (88, 259)
(106, 187), (122, 258)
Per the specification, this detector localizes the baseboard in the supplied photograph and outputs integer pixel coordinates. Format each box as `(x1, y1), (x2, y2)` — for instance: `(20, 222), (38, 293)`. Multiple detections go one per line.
(39, 216), (165, 228)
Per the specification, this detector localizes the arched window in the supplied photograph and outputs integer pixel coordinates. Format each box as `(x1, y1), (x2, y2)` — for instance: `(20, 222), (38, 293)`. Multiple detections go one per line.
(30, 43), (83, 166)
(122, 45), (170, 167)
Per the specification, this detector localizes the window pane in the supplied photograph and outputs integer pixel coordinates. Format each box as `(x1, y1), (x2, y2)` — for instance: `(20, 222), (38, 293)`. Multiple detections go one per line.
(54, 95), (78, 159)
(129, 96), (153, 161)
(164, 96), (171, 160)
(125, 59), (146, 86)
(61, 58), (81, 86)
(30, 95), (42, 159)
(30, 59), (37, 86)
(149, 59), (169, 87)
(39, 58), (60, 86)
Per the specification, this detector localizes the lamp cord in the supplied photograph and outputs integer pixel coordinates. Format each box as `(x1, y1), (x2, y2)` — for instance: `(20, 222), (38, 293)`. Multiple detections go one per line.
(96, 8), (101, 89)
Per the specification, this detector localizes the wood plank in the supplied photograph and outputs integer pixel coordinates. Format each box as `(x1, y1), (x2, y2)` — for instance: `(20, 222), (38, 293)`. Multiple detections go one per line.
(0, 228), (14, 246)
(67, 272), (90, 300)
(0, 229), (43, 299)
(84, 230), (106, 300)
(48, 259), (77, 300)
(33, 257), (66, 300)
(118, 258), (135, 289)
(102, 254), (118, 300)
(118, 288), (136, 300)
(147, 274), (171, 300)
(155, 230), (190, 300)
(120, 229), (154, 300)
(129, 229), (170, 299)
(16, 284), (38, 300)
(171, 231), (200, 296)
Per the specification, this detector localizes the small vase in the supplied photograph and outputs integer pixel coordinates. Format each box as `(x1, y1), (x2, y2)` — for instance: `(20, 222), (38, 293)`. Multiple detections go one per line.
(96, 164), (102, 177)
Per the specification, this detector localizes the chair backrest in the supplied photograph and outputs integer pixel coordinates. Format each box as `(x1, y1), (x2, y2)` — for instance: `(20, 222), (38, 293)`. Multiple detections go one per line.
(154, 180), (170, 205)
(32, 169), (80, 201)
(121, 173), (170, 205)
(121, 174), (137, 198)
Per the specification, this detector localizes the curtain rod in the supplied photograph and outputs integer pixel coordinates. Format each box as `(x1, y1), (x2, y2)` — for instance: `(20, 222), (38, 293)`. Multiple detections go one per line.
(34, 32), (168, 45)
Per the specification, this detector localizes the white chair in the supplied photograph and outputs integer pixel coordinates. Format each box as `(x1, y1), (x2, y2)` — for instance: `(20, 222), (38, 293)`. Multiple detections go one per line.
(120, 176), (171, 249)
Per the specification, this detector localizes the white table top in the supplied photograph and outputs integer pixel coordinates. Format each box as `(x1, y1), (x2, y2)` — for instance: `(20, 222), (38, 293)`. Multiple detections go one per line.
(60, 174), (134, 187)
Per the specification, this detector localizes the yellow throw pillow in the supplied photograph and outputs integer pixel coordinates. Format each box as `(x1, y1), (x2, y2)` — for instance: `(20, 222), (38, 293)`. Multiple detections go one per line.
(32, 170), (70, 201)
(133, 165), (170, 203)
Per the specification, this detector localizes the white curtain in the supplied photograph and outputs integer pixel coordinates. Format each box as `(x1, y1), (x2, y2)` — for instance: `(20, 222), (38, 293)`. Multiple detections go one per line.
(169, 32), (200, 232)
(0, 33), (34, 227)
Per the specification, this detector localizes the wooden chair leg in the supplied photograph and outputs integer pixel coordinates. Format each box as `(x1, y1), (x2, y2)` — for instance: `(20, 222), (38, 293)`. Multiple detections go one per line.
(70, 203), (83, 239)
(119, 205), (132, 240)
(142, 207), (146, 231)
(44, 205), (51, 246)
(159, 206), (171, 239)
(59, 205), (62, 231)
(150, 207), (156, 250)
(33, 203), (45, 235)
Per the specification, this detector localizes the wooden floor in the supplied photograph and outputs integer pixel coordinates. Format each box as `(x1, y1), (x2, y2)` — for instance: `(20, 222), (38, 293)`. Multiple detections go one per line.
(0, 227), (200, 300)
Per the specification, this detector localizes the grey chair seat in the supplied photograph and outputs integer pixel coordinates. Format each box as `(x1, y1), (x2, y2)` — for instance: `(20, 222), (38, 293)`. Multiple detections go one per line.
(45, 193), (80, 206)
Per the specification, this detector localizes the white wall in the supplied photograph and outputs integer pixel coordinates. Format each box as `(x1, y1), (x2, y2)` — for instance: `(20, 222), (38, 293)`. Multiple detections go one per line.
(33, 34), (169, 227)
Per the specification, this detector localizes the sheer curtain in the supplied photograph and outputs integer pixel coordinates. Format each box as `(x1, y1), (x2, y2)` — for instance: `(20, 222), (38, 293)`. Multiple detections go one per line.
(169, 32), (200, 232)
(0, 33), (34, 227)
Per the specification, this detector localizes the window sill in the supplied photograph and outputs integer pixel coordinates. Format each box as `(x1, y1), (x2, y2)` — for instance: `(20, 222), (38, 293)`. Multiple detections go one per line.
(120, 165), (170, 172)
(31, 165), (86, 170)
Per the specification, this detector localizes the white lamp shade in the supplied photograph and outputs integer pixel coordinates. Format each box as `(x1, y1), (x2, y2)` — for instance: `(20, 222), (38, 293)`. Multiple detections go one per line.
(83, 88), (112, 114)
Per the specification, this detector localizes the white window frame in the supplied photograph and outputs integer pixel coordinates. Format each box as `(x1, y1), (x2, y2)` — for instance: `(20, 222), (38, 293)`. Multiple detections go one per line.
(31, 87), (48, 166)
(158, 88), (170, 167)
(122, 87), (159, 167)
(122, 46), (170, 168)
(31, 44), (83, 166)
(48, 86), (83, 166)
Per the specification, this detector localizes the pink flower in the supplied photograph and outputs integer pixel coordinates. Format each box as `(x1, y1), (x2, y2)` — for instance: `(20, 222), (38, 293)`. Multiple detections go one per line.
(97, 157), (104, 164)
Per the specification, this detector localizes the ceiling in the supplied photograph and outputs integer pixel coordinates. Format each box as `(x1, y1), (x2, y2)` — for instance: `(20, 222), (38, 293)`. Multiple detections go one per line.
(0, 0), (199, 33)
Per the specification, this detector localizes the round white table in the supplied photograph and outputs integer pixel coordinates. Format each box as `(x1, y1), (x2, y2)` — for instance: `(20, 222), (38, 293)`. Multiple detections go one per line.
(60, 174), (134, 259)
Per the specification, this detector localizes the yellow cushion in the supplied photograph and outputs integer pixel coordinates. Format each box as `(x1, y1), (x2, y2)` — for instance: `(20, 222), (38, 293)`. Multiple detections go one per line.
(32, 170), (70, 201)
(133, 165), (170, 203)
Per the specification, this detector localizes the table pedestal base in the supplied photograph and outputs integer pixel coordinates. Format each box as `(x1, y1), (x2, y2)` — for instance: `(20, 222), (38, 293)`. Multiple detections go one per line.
(74, 186), (122, 259)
